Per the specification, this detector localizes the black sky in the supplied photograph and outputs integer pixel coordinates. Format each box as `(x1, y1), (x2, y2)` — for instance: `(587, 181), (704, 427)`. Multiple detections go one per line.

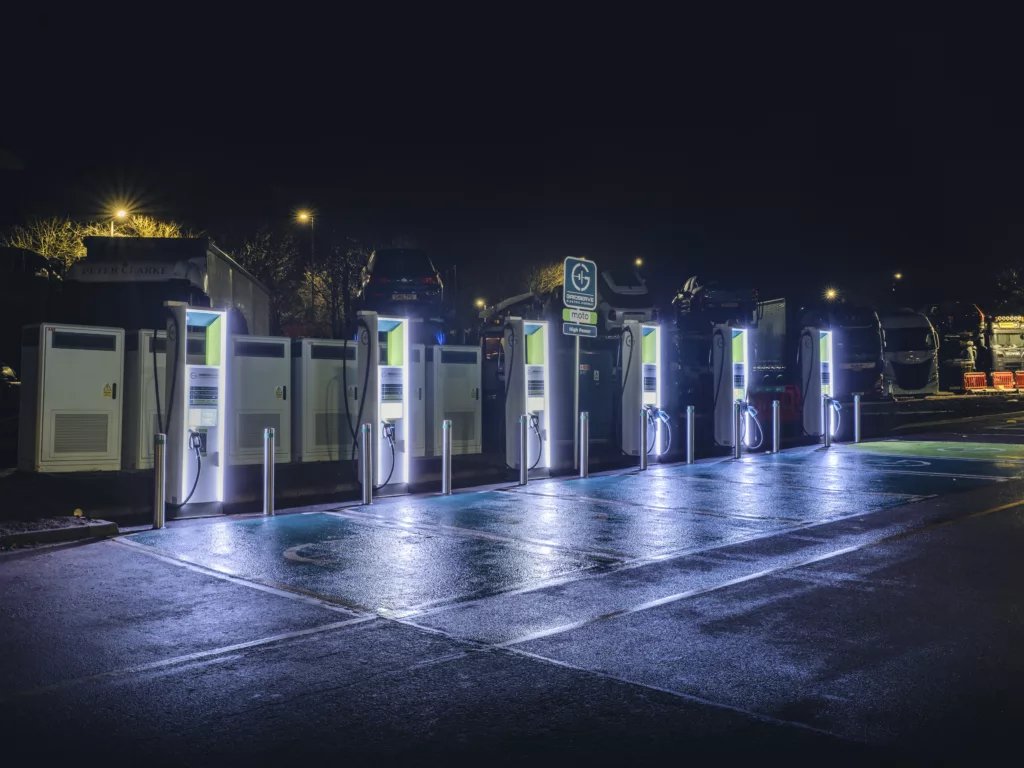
(2, 24), (1022, 309)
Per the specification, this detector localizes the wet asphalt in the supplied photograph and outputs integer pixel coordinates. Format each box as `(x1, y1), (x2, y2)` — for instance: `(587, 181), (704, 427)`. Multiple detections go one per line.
(2, 444), (1024, 763)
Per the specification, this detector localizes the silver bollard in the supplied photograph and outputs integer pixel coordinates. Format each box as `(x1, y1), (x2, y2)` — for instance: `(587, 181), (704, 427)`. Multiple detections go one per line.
(361, 423), (373, 504)
(686, 405), (695, 465)
(152, 433), (166, 530)
(579, 412), (590, 478)
(854, 394), (861, 443)
(519, 414), (529, 486)
(441, 419), (453, 495)
(733, 401), (743, 459)
(639, 410), (649, 471)
(772, 400), (781, 454)
(822, 396), (832, 449)
(263, 427), (275, 516)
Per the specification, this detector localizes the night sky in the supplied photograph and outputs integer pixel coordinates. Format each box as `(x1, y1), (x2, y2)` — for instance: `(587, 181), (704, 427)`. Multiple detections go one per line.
(2, 27), (1020, 311)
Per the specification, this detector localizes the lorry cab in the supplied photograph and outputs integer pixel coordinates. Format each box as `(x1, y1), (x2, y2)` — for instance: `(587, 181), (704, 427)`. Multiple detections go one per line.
(987, 316), (1024, 373)
(881, 310), (940, 397)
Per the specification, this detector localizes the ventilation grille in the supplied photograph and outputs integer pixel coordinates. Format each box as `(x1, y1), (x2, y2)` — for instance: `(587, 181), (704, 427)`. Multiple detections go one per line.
(315, 412), (355, 449)
(444, 411), (475, 442)
(238, 413), (281, 450)
(53, 413), (109, 454)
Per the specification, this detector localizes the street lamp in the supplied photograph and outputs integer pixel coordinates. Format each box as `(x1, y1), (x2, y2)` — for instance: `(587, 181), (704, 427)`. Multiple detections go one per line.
(111, 208), (128, 236)
(296, 211), (315, 314)
(634, 257), (643, 268)
(475, 298), (486, 310)
(892, 272), (902, 294)
(824, 287), (838, 302)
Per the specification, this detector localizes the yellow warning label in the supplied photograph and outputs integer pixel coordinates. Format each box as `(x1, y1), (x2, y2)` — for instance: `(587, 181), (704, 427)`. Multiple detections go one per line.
(102, 384), (112, 397)
(275, 386), (284, 400)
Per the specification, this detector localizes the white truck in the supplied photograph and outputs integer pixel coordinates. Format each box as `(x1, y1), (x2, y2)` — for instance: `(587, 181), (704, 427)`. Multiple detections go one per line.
(881, 310), (940, 397)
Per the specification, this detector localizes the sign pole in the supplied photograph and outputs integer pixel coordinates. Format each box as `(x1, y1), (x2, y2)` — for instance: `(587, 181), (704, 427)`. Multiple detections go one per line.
(562, 256), (599, 472)
(573, 335), (580, 470)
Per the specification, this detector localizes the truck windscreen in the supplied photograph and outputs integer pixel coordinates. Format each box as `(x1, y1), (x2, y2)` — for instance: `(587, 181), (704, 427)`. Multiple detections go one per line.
(992, 332), (1024, 347)
(839, 327), (881, 358)
(885, 328), (934, 353)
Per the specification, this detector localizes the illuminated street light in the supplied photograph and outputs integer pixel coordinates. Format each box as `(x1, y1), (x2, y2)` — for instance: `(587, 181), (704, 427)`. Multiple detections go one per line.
(296, 210), (316, 314)
(475, 298), (486, 309)
(634, 257), (643, 268)
(110, 206), (130, 236)
(892, 272), (903, 294)
(825, 288), (838, 301)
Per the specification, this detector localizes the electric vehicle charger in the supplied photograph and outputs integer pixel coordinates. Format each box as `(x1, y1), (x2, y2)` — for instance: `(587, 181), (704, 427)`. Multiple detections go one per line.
(711, 328), (727, 447)
(499, 321), (543, 473)
(152, 310), (204, 508)
(340, 317), (397, 492)
(616, 324), (672, 461)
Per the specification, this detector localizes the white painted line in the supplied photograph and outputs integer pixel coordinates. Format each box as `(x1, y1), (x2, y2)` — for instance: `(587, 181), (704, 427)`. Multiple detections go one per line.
(112, 539), (361, 616)
(496, 499), (1024, 648)
(0, 615), (374, 702)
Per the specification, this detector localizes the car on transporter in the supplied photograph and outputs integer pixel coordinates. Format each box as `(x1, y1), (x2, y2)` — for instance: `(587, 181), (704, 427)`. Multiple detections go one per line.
(358, 248), (444, 322)
(596, 269), (656, 335)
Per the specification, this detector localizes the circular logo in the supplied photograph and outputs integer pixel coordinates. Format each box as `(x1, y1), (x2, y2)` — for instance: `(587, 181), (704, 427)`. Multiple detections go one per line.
(571, 263), (591, 292)
(359, 328), (370, 345)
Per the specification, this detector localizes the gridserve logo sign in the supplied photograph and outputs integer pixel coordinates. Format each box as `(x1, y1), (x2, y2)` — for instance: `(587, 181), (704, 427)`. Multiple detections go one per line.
(562, 256), (598, 310)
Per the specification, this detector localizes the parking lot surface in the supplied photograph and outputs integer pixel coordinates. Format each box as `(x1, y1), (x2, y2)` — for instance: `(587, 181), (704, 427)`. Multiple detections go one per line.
(3, 441), (1023, 761)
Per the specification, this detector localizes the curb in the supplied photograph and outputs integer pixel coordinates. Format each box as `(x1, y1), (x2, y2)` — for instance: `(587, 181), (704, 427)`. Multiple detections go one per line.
(0, 520), (119, 548)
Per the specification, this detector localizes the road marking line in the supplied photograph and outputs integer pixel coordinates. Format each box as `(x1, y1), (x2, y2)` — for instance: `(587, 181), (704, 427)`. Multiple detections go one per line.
(495, 498), (1024, 647)
(0, 616), (375, 702)
(112, 539), (363, 615)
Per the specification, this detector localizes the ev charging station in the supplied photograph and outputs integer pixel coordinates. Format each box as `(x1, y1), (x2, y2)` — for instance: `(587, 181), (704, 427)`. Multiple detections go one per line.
(800, 327), (839, 438)
(503, 317), (550, 472)
(355, 311), (410, 490)
(164, 302), (227, 508)
(712, 324), (760, 448)
(124, 330), (208, 470)
(621, 320), (665, 457)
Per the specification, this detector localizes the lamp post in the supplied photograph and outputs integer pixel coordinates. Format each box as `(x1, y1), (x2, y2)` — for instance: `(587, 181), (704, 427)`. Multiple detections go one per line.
(297, 211), (315, 316)
(110, 209), (127, 236)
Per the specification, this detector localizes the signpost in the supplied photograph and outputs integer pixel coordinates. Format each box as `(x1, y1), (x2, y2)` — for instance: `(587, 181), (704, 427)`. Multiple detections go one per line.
(563, 257), (598, 469)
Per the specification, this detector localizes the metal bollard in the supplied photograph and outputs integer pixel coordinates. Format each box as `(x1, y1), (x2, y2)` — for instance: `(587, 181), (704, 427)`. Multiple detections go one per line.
(686, 405), (695, 465)
(579, 412), (590, 478)
(152, 433), (166, 529)
(441, 419), (453, 495)
(822, 396), (832, 449)
(361, 423), (373, 504)
(639, 410), (648, 471)
(733, 401), (743, 459)
(772, 400), (781, 454)
(263, 427), (275, 516)
(854, 394), (861, 443)
(519, 414), (529, 486)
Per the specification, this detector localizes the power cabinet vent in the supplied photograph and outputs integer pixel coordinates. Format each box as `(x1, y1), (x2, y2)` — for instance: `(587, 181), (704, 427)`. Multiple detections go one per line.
(53, 413), (109, 454)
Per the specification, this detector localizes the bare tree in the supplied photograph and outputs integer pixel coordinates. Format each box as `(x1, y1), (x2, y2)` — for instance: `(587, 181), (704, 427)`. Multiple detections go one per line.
(233, 228), (305, 333)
